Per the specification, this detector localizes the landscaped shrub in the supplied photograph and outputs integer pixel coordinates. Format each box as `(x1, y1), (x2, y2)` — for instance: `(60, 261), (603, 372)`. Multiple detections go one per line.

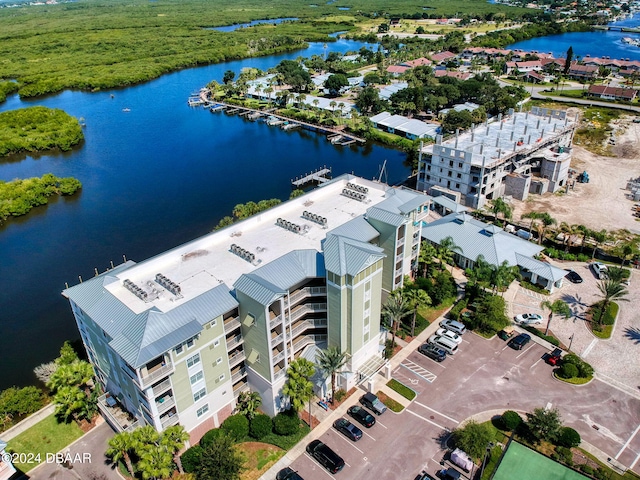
(555, 446), (574, 466)
(557, 427), (581, 448)
(449, 299), (468, 320)
(580, 464), (594, 475)
(522, 325), (560, 346)
(180, 444), (203, 473)
(220, 413), (249, 441)
(199, 428), (224, 448)
(501, 410), (522, 431)
(249, 414), (272, 440)
(562, 354), (594, 378)
(334, 389), (346, 403)
(559, 363), (579, 379)
(273, 410), (300, 436)
(577, 254), (590, 262)
(0, 386), (45, 417)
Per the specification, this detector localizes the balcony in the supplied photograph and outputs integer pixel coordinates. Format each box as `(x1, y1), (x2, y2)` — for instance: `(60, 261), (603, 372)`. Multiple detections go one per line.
(228, 350), (246, 368)
(151, 379), (172, 398)
(98, 393), (138, 433)
(395, 253), (404, 264)
(290, 303), (327, 322)
(273, 368), (286, 382)
(397, 236), (405, 247)
(231, 366), (247, 384)
(226, 335), (244, 351)
(288, 286), (327, 305)
(272, 349), (285, 363)
(223, 315), (241, 333)
(290, 318), (327, 339)
(160, 412), (179, 429)
(269, 312), (282, 330)
(271, 332), (284, 346)
(139, 359), (174, 388)
(292, 334), (327, 352)
(233, 381), (249, 398)
(155, 395), (175, 415)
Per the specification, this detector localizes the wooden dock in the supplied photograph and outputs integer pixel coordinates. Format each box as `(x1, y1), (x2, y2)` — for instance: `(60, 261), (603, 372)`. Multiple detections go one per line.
(206, 101), (366, 144)
(292, 167), (332, 188)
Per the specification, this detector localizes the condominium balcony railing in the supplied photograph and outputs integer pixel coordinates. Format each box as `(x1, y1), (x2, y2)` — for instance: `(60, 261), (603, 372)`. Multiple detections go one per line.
(233, 382), (249, 398)
(272, 349), (285, 363)
(151, 379), (172, 398)
(160, 413), (179, 429)
(397, 236), (405, 247)
(231, 367), (247, 384)
(228, 350), (246, 368)
(288, 286), (327, 305)
(290, 303), (327, 323)
(155, 396), (175, 415)
(290, 318), (328, 339)
(139, 361), (174, 388)
(269, 313), (282, 330)
(273, 369), (287, 382)
(271, 332), (284, 346)
(226, 335), (244, 351)
(292, 334), (327, 352)
(395, 253), (404, 264)
(223, 315), (241, 333)
(97, 393), (138, 433)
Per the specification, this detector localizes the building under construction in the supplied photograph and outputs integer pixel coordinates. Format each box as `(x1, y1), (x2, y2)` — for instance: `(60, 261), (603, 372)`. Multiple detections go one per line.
(416, 106), (577, 209)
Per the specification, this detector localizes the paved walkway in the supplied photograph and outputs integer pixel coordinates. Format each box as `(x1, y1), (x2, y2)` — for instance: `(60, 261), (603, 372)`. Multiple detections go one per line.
(1, 404), (56, 441)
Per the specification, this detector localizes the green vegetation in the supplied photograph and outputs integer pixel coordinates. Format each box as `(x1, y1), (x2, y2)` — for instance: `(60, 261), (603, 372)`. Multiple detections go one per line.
(214, 198), (281, 230)
(6, 415), (83, 472)
(386, 379), (416, 401)
(0, 81), (19, 103)
(0, 386), (46, 432)
(0, 107), (83, 156)
(471, 21), (592, 49)
(282, 358), (315, 412)
(555, 354), (593, 384)
(0, 0), (532, 98)
(376, 391), (404, 412)
(452, 420), (495, 460)
(520, 325), (560, 346)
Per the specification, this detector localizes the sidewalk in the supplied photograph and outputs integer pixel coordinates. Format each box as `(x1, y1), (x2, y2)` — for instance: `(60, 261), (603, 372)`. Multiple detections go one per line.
(1, 403), (56, 441)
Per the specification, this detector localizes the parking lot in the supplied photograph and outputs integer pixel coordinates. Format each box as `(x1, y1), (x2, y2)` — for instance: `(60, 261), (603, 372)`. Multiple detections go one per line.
(284, 327), (640, 479)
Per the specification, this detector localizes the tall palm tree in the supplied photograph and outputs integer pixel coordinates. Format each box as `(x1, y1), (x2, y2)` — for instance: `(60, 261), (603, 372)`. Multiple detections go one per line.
(136, 443), (173, 480)
(490, 261), (520, 296)
(282, 358), (315, 412)
(540, 299), (572, 335)
(106, 431), (136, 477)
(522, 211), (541, 234)
(419, 241), (437, 277)
(382, 294), (411, 349)
(437, 236), (463, 273)
(315, 346), (349, 403)
(589, 229), (609, 259)
(490, 197), (512, 223)
(538, 213), (557, 245)
(236, 391), (262, 419)
(404, 288), (432, 336)
(161, 425), (190, 474)
(595, 279), (629, 325)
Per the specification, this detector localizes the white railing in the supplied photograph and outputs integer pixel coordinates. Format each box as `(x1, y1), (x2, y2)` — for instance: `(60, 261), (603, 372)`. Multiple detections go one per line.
(233, 383), (249, 397)
(396, 253), (404, 264)
(273, 369), (287, 381)
(140, 361), (174, 388)
(160, 413), (179, 429)
(269, 314), (282, 330)
(291, 318), (327, 338)
(292, 334), (327, 352)
(226, 335), (244, 350)
(156, 396), (175, 415)
(271, 333), (283, 345)
(397, 237), (405, 247)
(231, 367), (247, 384)
(288, 286), (327, 305)
(223, 316), (241, 332)
(272, 350), (285, 363)
(228, 351), (246, 368)
(151, 379), (172, 398)
(290, 303), (327, 322)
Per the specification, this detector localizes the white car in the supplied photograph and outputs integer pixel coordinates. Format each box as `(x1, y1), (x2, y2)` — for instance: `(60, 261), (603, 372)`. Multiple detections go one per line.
(514, 313), (543, 325)
(591, 262), (608, 279)
(435, 328), (463, 344)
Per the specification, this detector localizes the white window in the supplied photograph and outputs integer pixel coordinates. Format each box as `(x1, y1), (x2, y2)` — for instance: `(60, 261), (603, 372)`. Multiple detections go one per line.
(197, 404), (209, 417)
(216, 357), (223, 365)
(186, 353), (201, 369)
(218, 374), (225, 382)
(211, 319), (217, 327)
(186, 337), (195, 349)
(214, 339), (220, 348)
(193, 387), (206, 402)
(174, 344), (183, 355)
(190, 370), (204, 385)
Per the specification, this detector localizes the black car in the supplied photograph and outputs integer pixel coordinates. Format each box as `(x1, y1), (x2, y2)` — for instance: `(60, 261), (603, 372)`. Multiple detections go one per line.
(306, 440), (345, 474)
(415, 473), (437, 480)
(347, 405), (376, 427)
(333, 418), (363, 441)
(418, 343), (447, 362)
(564, 269), (583, 284)
(508, 333), (532, 350)
(276, 467), (304, 480)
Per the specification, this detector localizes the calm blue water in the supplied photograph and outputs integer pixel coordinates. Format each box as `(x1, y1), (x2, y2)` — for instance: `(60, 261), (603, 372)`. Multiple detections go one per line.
(0, 39), (402, 390)
(508, 14), (640, 60)
(209, 17), (299, 32)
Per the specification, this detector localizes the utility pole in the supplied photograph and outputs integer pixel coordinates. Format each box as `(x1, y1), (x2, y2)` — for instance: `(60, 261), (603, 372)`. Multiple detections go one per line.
(568, 333), (574, 353)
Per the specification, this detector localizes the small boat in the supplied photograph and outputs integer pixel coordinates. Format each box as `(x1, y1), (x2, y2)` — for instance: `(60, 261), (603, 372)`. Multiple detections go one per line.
(122, 108), (131, 112)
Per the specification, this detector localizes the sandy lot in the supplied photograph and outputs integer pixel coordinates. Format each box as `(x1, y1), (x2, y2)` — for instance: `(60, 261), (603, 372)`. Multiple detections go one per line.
(512, 114), (640, 235)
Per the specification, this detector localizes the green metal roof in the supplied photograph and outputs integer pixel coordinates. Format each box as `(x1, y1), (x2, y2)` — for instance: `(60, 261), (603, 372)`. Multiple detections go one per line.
(323, 234), (385, 276)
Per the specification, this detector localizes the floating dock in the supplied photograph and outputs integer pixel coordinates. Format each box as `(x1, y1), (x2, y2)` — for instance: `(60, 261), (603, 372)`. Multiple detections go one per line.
(291, 166), (332, 188)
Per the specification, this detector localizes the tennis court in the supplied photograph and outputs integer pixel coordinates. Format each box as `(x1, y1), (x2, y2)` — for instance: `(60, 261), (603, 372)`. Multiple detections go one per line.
(493, 441), (589, 480)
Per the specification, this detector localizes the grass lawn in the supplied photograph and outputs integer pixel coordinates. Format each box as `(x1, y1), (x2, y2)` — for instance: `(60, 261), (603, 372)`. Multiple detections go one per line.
(7, 415), (83, 473)
(387, 379), (416, 401)
(238, 442), (285, 480)
(376, 391), (404, 413)
(493, 441), (589, 480)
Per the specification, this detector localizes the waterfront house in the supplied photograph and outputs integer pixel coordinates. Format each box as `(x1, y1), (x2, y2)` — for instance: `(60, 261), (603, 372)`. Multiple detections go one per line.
(567, 64), (598, 81)
(370, 112), (440, 140)
(63, 175), (430, 443)
(587, 84), (637, 101)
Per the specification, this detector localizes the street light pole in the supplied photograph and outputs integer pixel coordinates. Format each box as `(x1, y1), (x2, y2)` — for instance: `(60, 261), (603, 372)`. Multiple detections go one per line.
(479, 442), (494, 480)
(568, 333), (574, 353)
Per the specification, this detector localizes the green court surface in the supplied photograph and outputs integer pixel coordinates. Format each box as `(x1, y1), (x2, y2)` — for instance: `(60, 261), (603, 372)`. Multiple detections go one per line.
(493, 441), (589, 480)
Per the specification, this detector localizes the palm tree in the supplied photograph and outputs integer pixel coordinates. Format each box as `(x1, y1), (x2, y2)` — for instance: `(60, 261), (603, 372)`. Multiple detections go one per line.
(404, 288), (432, 336)
(590, 229), (609, 259)
(236, 391), (262, 419)
(382, 294), (411, 349)
(490, 261), (520, 295)
(490, 197), (512, 223)
(576, 225), (591, 252)
(136, 444), (173, 480)
(282, 358), (315, 412)
(419, 241), (437, 277)
(558, 222), (580, 251)
(540, 299), (572, 335)
(595, 279), (629, 325)
(522, 211), (541, 234)
(106, 431), (136, 477)
(315, 346), (349, 403)
(161, 425), (190, 474)
(437, 236), (463, 273)
(538, 213), (557, 245)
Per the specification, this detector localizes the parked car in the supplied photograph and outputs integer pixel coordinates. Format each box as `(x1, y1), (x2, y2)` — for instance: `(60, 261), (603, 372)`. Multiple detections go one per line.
(546, 348), (563, 366)
(347, 405), (376, 427)
(428, 334), (459, 355)
(276, 467), (304, 480)
(437, 468), (461, 480)
(306, 440), (345, 474)
(514, 313), (543, 325)
(360, 392), (387, 415)
(591, 262), (608, 279)
(333, 418), (363, 441)
(418, 343), (447, 362)
(435, 327), (463, 344)
(415, 473), (437, 480)
(498, 327), (514, 341)
(439, 319), (466, 335)
(564, 269), (583, 284)
(508, 333), (532, 350)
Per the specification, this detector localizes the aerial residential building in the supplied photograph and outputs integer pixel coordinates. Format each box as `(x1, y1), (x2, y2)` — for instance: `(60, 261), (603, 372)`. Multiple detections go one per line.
(416, 106), (577, 208)
(63, 175), (429, 442)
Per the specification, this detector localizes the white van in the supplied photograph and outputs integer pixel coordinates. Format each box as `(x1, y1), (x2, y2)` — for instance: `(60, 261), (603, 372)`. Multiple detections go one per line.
(429, 335), (459, 355)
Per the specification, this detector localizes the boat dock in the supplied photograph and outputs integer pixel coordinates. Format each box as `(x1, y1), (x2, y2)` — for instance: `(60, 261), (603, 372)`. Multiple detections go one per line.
(194, 100), (365, 144)
(291, 166), (332, 188)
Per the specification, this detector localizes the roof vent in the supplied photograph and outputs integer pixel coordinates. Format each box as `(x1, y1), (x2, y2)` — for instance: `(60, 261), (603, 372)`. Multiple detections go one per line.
(155, 273), (182, 296)
(123, 279), (149, 302)
(229, 244), (256, 263)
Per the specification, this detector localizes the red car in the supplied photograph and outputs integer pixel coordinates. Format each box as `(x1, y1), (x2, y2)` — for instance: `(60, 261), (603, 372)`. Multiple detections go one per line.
(547, 348), (562, 366)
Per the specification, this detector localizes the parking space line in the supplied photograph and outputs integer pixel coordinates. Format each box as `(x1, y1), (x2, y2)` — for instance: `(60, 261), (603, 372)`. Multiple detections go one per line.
(334, 432), (364, 454)
(413, 401), (459, 423)
(502, 344), (511, 351)
(304, 453), (335, 479)
(362, 430), (376, 441)
(616, 424), (640, 459)
(516, 344), (535, 358)
(401, 359), (437, 383)
(407, 409), (450, 431)
(376, 419), (387, 429)
(629, 449), (640, 471)
(530, 358), (543, 369)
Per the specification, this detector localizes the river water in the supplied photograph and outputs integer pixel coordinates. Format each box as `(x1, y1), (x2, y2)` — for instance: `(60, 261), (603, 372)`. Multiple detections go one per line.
(508, 14), (640, 60)
(0, 38), (410, 390)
